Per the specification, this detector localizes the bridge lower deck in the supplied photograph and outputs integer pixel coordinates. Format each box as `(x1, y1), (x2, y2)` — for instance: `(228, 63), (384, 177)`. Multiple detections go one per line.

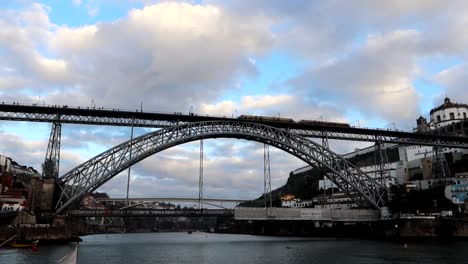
(65, 207), (380, 222)
(235, 208), (380, 222)
(65, 209), (234, 217)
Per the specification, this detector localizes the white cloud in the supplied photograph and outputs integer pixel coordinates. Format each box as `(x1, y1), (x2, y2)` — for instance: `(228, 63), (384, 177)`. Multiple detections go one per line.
(86, 6), (98, 17)
(5, 0), (468, 201)
(0, 124), (83, 175)
(200, 101), (237, 117)
(435, 63), (468, 104)
(200, 94), (345, 122)
(1, 2), (273, 110)
(241, 95), (294, 110)
(288, 30), (422, 127)
(0, 3), (71, 92)
(72, 0), (83, 6)
(199, 94), (298, 117)
(213, 0), (468, 126)
(89, 139), (306, 200)
(0, 76), (27, 90)
(44, 2), (273, 110)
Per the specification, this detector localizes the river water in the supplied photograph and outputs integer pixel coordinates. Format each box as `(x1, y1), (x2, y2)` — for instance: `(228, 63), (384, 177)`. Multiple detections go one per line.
(1, 232), (467, 263)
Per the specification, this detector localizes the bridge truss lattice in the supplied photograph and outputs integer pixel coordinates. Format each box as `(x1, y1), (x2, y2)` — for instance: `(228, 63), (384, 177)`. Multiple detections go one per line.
(1, 103), (467, 148)
(55, 120), (387, 213)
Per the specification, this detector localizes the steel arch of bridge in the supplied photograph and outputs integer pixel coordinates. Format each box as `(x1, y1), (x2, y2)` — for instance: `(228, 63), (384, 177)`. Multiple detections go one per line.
(55, 120), (387, 213)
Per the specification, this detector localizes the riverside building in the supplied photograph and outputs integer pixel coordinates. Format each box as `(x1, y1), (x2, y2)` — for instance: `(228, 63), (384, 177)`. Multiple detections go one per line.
(292, 97), (468, 207)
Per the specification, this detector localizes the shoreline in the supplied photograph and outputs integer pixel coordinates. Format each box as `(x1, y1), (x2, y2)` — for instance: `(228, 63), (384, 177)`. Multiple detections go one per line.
(2, 218), (468, 244)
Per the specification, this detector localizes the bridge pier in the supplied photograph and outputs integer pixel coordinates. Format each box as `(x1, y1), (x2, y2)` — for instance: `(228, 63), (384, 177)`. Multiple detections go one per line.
(263, 144), (272, 213)
(42, 121), (61, 179)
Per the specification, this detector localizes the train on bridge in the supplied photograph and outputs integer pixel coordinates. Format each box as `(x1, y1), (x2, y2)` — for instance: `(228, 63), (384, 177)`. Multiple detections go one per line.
(237, 115), (351, 128)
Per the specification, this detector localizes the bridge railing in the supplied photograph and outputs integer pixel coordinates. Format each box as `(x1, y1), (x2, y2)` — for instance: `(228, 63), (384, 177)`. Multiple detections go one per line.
(0, 101), (416, 132)
(0, 101), (236, 120)
(65, 208), (234, 217)
(234, 207), (379, 222)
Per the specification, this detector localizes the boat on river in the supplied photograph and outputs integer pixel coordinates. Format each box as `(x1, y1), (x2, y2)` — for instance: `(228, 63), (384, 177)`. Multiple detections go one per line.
(9, 240), (39, 248)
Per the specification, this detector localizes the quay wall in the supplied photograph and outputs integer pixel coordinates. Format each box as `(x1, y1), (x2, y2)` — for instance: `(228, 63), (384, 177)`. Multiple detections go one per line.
(229, 212), (468, 239)
(390, 219), (468, 238)
(0, 217), (87, 243)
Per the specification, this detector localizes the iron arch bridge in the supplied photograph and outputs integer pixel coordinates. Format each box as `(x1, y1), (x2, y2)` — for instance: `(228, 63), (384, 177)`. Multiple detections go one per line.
(55, 120), (387, 214)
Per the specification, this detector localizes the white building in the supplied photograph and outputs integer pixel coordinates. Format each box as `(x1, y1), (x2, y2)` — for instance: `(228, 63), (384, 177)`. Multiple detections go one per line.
(429, 97), (468, 128)
(0, 155), (12, 174)
(281, 199), (313, 208)
(292, 97), (468, 201)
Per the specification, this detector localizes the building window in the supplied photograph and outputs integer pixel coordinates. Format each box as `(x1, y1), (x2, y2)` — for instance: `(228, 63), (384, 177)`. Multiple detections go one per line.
(464, 112), (467, 119)
(450, 112), (455, 120)
(437, 115), (441, 122)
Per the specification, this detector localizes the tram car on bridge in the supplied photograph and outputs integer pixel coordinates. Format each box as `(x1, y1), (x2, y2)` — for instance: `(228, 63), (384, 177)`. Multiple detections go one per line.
(298, 119), (351, 128)
(237, 115), (351, 128)
(237, 115), (294, 123)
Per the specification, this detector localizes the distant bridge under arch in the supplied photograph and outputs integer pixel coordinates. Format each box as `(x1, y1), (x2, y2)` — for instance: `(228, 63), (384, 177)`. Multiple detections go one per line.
(55, 120), (387, 213)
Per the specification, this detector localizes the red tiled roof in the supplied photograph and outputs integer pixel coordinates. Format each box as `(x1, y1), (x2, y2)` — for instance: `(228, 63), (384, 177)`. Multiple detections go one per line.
(430, 97), (468, 115)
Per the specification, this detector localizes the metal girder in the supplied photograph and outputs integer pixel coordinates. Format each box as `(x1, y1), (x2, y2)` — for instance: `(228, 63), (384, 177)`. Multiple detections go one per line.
(96, 197), (248, 203)
(42, 121), (61, 179)
(288, 128), (468, 148)
(0, 110), (179, 127)
(0, 103), (467, 148)
(264, 144), (272, 209)
(432, 146), (451, 179)
(118, 201), (231, 210)
(65, 208), (234, 218)
(55, 121), (387, 213)
(199, 139), (204, 209)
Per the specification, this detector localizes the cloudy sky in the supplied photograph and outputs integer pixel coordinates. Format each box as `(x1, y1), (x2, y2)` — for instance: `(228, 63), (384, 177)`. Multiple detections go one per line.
(1, 0), (468, 201)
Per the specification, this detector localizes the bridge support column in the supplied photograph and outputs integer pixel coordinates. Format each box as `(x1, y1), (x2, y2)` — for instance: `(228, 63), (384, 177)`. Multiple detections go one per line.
(126, 119), (134, 206)
(42, 121), (61, 179)
(375, 142), (390, 187)
(321, 133), (332, 205)
(432, 146), (450, 180)
(199, 139), (204, 210)
(264, 144), (272, 214)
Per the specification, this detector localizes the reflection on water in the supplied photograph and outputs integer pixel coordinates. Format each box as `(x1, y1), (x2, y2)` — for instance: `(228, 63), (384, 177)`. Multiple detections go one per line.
(1, 232), (467, 264)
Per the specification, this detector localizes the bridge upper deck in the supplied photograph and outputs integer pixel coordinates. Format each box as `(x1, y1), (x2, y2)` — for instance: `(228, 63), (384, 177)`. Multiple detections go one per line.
(0, 102), (467, 148)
